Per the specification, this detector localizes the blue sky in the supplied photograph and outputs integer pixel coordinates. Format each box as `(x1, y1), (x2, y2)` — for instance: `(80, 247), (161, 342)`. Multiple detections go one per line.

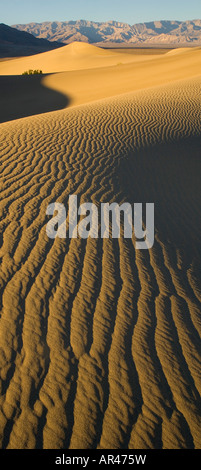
(1, 0), (201, 26)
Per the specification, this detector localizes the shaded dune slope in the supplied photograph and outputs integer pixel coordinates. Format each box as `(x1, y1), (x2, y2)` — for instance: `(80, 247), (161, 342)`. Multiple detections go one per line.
(0, 75), (70, 123)
(0, 77), (201, 449)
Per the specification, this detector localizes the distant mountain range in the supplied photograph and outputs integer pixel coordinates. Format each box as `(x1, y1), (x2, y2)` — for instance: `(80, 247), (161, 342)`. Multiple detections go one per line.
(12, 19), (201, 46)
(0, 23), (63, 57)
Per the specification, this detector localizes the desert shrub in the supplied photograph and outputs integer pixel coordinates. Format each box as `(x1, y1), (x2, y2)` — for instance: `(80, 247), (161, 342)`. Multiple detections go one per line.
(22, 69), (43, 75)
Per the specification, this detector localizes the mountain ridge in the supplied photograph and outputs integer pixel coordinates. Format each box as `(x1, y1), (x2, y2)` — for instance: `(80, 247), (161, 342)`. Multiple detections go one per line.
(12, 19), (201, 46)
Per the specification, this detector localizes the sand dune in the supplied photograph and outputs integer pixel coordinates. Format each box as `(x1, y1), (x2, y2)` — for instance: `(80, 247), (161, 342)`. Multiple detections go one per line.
(1, 41), (201, 450)
(42, 46), (201, 109)
(0, 42), (157, 75)
(1, 45), (201, 125)
(0, 66), (201, 449)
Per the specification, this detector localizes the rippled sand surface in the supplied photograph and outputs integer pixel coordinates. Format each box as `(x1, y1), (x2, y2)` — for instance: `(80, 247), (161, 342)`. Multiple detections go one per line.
(0, 45), (201, 449)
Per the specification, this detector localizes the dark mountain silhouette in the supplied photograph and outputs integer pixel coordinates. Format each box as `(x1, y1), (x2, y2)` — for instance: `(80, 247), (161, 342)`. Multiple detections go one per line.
(0, 23), (64, 57)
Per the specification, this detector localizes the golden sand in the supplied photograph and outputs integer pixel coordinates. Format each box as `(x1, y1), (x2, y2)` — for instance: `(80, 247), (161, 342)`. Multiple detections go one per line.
(1, 44), (201, 123)
(0, 42), (157, 75)
(0, 44), (201, 449)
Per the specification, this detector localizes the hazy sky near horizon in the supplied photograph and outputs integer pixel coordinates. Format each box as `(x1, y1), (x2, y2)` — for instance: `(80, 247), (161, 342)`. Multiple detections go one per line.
(1, 0), (201, 25)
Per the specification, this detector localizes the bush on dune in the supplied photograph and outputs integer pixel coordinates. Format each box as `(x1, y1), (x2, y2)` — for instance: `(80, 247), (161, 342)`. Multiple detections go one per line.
(22, 69), (43, 75)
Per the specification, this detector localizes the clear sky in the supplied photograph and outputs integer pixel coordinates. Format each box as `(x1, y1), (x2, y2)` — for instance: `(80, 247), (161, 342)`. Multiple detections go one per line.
(1, 0), (201, 26)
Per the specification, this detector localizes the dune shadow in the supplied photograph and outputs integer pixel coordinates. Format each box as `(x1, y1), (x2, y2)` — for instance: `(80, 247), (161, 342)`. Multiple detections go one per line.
(118, 134), (201, 261)
(0, 74), (71, 123)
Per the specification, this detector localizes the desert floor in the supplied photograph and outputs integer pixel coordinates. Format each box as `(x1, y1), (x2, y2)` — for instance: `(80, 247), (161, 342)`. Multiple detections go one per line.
(0, 44), (201, 449)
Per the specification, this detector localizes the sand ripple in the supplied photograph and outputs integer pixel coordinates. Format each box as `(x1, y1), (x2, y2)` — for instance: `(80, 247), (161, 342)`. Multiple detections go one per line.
(0, 77), (201, 448)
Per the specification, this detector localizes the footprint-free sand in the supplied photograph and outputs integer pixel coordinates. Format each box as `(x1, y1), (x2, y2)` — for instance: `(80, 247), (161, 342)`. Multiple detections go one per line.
(0, 44), (201, 449)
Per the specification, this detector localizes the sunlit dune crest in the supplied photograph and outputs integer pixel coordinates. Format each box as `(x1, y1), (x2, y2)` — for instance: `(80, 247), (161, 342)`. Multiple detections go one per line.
(0, 41), (151, 74)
